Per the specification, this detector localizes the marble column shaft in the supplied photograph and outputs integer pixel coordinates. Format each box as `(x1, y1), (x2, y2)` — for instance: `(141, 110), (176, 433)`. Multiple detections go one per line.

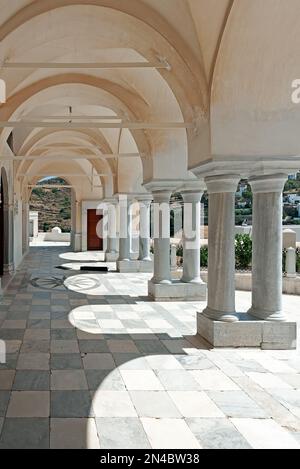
(203, 175), (240, 322)
(248, 174), (287, 321)
(107, 202), (118, 254)
(138, 199), (152, 261)
(151, 190), (172, 284)
(181, 191), (203, 284)
(118, 197), (132, 261)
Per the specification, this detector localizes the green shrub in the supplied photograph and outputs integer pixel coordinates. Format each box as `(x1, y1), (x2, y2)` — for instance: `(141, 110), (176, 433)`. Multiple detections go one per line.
(176, 244), (183, 257)
(296, 248), (300, 273)
(200, 245), (208, 267)
(235, 234), (252, 269)
(282, 248), (287, 273)
(43, 222), (50, 232)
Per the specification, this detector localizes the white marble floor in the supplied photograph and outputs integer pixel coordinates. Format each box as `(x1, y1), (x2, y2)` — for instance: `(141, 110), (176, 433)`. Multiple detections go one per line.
(0, 247), (299, 449)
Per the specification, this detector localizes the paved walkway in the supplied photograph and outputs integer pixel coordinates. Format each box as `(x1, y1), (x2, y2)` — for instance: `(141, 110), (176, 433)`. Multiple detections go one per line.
(0, 247), (300, 449)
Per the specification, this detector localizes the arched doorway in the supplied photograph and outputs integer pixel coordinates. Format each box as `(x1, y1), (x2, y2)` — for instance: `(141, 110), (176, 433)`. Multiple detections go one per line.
(29, 176), (72, 247)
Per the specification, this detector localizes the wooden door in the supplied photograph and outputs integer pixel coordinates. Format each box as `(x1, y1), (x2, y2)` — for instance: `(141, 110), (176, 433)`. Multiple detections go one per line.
(87, 209), (103, 251)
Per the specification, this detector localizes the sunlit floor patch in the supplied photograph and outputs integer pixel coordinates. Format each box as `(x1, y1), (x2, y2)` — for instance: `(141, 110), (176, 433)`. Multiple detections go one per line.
(64, 274), (109, 295)
(59, 251), (105, 262)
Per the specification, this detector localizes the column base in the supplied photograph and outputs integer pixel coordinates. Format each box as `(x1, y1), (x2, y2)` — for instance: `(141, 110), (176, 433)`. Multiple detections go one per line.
(202, 306), (239, 323)
(248, 307), (286, 322)
(148, 279), (207, 302)
(117, 259), (153, 273)
(197, 312), (297, 349)
(73, 233), (82, 252)
(105, 252), (119, 262)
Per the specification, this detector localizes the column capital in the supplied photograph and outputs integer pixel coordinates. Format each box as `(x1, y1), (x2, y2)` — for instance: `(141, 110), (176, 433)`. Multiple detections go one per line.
(180, 181), (205, 203)
(143, 179), (183, 194)
(249, 173), (287, 194)
(180, 179), (206, 194)
(135, 194), (153, 204)
(151, 190), (172, 204)
(205, 174), (240, 194)
(104, 197), (118, 205)
(117, 193), (135, 205)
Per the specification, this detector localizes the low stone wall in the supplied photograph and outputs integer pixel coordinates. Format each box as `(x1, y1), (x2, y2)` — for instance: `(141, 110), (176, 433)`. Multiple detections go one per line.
(173, 269), (300, 296)
(200, 271), (300, 296)
(33, 232), (71, 242)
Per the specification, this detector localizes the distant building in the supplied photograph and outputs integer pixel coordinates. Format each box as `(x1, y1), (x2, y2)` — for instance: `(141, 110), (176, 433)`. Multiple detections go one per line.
(287, 193), (300, 204)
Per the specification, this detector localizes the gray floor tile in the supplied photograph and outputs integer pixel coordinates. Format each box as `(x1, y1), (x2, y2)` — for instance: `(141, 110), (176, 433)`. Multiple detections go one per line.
(0, 354), (18, 370)
(113, 353), (141, 367)
(51, 370), (88, 390)
(208, 390), (268, 419)
(186, 418), (251, 449)
(51, 391), (92, 417)
(0, 329), (25, 340)
(96, 417), (150, 449)
(78, 340), (109, 353)
(85, 369), (125, 391)
(51, 329), (77, 340)
(50, 418), (99, 449)
(0, 370), (15, 390)
(0, 418), (49, 449)
(13, 371), (50, 390)
(157, 369), (201, 391)
(27, 319), (50, 329)
(175, 355), (216, 370)
(51, 340), (79, 353)
(8, 312), (30, 320)
(20, 340), (50, 353)
(17, 353), (50, 370)
(0, 391), (10, 416)
(134, 340), (169, 355)
(7, 391), (50, 417)
(130, 391), (182, 418)
(269, 389), (300, 410)
(50, 353), (83, 370)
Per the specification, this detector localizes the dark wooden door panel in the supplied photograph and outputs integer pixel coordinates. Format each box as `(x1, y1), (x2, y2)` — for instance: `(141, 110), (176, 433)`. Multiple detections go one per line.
(87, 209), (103, 251)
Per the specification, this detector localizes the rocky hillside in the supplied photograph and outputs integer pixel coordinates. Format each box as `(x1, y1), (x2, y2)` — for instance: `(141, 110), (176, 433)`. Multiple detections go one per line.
(29, 178), (71, 232)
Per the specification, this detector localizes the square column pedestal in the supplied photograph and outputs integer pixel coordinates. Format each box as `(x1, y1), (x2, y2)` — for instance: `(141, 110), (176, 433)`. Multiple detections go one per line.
(117, 259), (153, 273)
(106, 252), (119, 262)
(197, 313), (297, 350)
(149, 279), (207, 302)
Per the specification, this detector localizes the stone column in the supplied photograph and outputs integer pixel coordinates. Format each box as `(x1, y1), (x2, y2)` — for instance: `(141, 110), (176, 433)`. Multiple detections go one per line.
(118, 196), (132, 262)
(151, 190), (172, 284)
(181, 188), (204, 284)
(203, 175), (240, 322)
(106, 200), (118, 255)
(248, 174), (287, 321)
(138, 198), (152, 261)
